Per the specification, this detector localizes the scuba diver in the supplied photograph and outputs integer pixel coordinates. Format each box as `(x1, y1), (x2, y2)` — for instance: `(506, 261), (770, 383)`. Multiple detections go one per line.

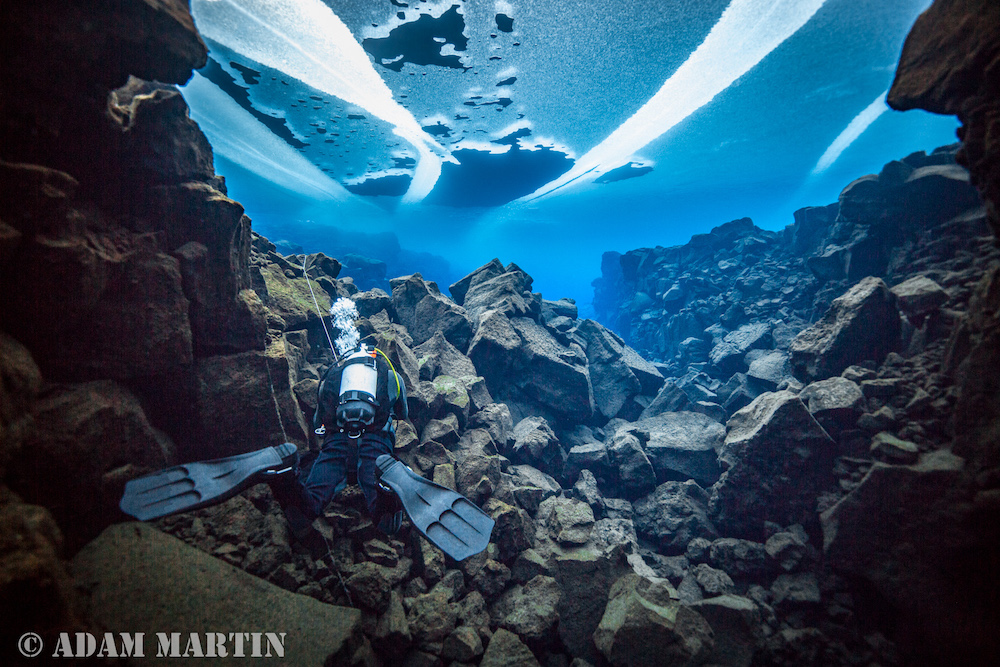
(277, 343), (409, 542)
(119, 342), (493, 561)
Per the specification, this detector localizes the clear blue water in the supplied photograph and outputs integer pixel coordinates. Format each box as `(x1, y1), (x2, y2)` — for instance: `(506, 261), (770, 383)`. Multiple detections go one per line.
(183, 0), (959, 316)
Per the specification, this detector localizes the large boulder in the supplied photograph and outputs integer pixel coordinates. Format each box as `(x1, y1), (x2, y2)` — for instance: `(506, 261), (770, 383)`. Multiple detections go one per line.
(553, 548), (626, 663)
(193, 340), (309, 459)
(593, 574), (714, 667)
(511, 416), (566, 477)
(710, 391), (836, 540)
(473, 314), (594, 424)
(687, 595), (761, 667)
(459, 261), (538, 324)
(390, 273), (472, 350)
(605, 431), (657, 501)
(490, 574), (561, 643)
(709, 322), (772, 376)
(0, 333), (42, 474)
(619, 412), (724, 486)
(634, 480), (718, 555)
(576, 319), (642, 420)
(413, 330), (478, 381)
(479, 628), (541, 667)
(821, 449), (999, 663)
(73, 523), (363, 664)
(798, 376), (865, 436)
(12, 381), (172, 549)
(4, 235), (194, 381)
(789, 277), (901, 381)
(0, 489), (85, 645)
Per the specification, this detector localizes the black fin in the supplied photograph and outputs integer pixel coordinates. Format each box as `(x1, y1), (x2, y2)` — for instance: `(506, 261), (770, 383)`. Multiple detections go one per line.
(375, 454), (495, 561)
(120, 444), (298, 521)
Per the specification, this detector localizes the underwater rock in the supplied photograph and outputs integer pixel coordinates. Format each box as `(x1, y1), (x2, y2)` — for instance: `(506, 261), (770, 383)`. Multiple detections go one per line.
(479, 628), (541, 667)
(0, 332), (42, 473)
(576, 318), (643, 420)
(74, 522), (363, 664)
(593, 573), (713, 667)
(710, 391), (835, 541)
(889, 0), (1000, 234)
(490, 574), (561, 644)
(0, 488), (85, 644)
(605, 430), (657, 501)
(509, 317), (594, 423)
(460, 262), (538, 325)
(565, 441), (612, 490)
(891, 274), (950, 317)
(799, 376), (864, 426)
(820, 449), (994, 661)
(510, 464), (561, 514)
(5, 232), (194, 381)
(687, 595), (761, 667)
(414, 330), (478, 381)
(619, 411), (724, 486)
(707, 537), (770, 582)
(789, 277), (901, 381)
(193, 342), (308, 459)
(391, 273), (473, 350)
(511, 416), (566, 477)
(633, 480), (718, 555)
(14, 380), (171, 549)
(552, 547), (628, 663)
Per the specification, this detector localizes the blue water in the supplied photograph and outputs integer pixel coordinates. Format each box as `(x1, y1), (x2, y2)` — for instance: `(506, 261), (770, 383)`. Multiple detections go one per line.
(183, 0), (959, 316)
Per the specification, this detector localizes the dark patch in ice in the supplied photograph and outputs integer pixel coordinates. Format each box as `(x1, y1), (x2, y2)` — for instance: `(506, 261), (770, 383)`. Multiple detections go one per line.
(422, 121), (452, 137)
(496, 77), (517, 87)
(492, 127), (531, 145)
(199, 57), (306, 149)
(390, 0), (408, 7)
(363, 5), (469, 72)
(392, 155), (417, 168)
(426, 144), (574, 207)
(229, 62), (260, 85)
(344, 173), (412, 197)
(594, 162), (653, 183)
(594, 162), (655, 184)
(495, 14), (514, 32)
(464, 96), (513, 109)
(347, 114), (367, 120)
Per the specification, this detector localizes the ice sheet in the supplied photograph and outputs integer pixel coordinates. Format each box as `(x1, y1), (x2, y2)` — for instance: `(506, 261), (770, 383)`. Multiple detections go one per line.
(182, 71), (348, 200)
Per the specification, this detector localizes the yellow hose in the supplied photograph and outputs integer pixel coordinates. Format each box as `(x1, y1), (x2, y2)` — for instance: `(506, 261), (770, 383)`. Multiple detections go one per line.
(374, 347), (401, 398)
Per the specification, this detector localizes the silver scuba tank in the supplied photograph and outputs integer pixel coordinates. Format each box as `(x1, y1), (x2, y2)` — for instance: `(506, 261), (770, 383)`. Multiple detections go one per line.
(336, 344), (379, 438)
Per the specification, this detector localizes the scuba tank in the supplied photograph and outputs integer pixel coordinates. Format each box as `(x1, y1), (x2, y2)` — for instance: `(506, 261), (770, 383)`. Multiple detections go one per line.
(336, 344), (379, 438)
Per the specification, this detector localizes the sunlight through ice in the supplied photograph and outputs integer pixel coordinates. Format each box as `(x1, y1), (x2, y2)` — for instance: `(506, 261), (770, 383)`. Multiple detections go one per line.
(183, 71), (349, 200)
(522, 0), (827, 202)
(190, 0), (454, 203)
(811, 91), (890, 175)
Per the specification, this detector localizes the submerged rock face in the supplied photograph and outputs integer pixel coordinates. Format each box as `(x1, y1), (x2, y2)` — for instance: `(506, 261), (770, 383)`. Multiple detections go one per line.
(789, 277), (901, 381)
(73, 523), (364, 664)
(710, 391), (835, 541)
(593, 574), (714, 667)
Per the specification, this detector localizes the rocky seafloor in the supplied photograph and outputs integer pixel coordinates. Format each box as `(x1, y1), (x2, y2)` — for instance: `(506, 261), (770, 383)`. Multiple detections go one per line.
(2, 1), (1000, 666)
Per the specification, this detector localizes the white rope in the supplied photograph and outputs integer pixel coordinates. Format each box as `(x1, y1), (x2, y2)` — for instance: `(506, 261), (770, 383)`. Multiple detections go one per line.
(302, 255), (338, 357)
(264, 350), (290, 444)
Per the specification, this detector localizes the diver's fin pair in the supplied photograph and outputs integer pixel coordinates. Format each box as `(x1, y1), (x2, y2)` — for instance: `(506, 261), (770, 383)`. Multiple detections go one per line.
(119, 444), (298, 521)
(375, 454), (495, 562)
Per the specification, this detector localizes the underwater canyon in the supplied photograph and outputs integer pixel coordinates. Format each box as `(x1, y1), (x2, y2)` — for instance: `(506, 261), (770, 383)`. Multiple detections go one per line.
(2, 1), (1000, 665)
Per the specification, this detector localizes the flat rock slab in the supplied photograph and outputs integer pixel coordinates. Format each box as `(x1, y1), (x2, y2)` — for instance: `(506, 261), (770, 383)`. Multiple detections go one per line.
(72, 523), (361, 666)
